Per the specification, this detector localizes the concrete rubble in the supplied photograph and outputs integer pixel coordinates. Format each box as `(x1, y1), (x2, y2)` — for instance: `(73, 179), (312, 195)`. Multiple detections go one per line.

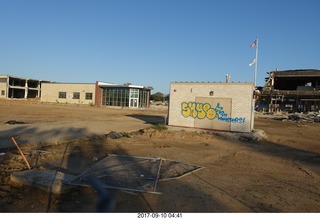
(9, 154), (204, 195)
(105, 131), (131, 139)
(256, 112), (320, 123)
(285, 113), (320, 123)
(5, 120), (27, 125)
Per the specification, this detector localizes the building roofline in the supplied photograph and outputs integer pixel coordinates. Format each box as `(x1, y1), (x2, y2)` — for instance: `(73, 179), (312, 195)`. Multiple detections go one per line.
(42, 82), (95, 85)
(170, 81), (254, 85)
(97, 81), (153, 90)
(0, 74), (51, 82)
(267, 69), (320, 77)
(98, 84), (153, 90)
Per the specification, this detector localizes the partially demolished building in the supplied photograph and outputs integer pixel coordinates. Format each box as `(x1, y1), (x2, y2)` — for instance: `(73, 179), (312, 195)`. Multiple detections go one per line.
(0, 74), (152, 108)
(257, 69), (320, 113)
(0, 75), (50, 99)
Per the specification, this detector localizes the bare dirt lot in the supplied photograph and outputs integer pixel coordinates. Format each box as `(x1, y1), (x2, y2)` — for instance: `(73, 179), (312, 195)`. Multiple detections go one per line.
(0, 99), (319, 212)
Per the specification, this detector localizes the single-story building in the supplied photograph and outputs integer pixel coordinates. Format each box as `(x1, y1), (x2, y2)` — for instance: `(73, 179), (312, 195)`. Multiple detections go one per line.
(40, 82), (96, 105)
(168, 82), (254, 133)
(95, 81), (152, 108)
(40, 81), (152, 108)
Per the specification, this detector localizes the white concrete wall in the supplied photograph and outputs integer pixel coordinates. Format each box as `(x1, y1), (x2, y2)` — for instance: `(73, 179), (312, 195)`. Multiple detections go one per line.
(168, 82), (254, 132)
(41, 83), (96, 105)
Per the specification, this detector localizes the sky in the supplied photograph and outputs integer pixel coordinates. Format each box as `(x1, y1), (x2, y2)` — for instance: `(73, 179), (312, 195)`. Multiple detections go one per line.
(0, 0), (319, 94)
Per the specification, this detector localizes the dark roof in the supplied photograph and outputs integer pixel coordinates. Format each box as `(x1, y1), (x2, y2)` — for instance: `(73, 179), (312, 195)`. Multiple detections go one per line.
(268, 69), (320, 77)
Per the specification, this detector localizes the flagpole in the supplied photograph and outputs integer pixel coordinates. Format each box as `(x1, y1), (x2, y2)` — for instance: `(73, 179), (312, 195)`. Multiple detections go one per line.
(254, 36), (259, 87)
(250, 36), (259, 132)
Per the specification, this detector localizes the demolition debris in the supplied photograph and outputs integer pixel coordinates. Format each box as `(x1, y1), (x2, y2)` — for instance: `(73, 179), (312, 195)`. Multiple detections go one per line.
(9, 154), (204, 194)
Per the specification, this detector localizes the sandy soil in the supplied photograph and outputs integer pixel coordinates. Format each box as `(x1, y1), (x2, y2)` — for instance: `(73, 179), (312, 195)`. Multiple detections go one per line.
(0, 99), (319, 212)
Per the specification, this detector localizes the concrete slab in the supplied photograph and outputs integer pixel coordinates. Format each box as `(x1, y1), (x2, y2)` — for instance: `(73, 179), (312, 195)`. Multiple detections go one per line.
(10, 169), (76, 194)
(0, 117), (154, 149)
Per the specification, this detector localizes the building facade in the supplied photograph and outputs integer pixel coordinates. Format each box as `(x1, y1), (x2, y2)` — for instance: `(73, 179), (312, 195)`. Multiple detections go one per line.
(0, 75), (152, 108)
(258, 69), (320, 112)
(41, 83), (96, 105)
(168, 82), (254, 133)
(95, 81), (152, 108)
(1, 74), (152, 108)
(40, 81), (152, 108)
(0, 75), (50, 99)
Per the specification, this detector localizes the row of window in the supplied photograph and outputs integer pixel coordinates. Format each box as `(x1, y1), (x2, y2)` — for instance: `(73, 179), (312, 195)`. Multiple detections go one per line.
(58, 92), (93, 100)
(102, 88), (130, 107)
(101, 88), (148, 107)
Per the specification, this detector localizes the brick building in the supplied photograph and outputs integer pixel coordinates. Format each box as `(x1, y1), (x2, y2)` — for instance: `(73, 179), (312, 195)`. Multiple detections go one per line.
(0, 74), (152, 108)
(40, 81), (152, 108)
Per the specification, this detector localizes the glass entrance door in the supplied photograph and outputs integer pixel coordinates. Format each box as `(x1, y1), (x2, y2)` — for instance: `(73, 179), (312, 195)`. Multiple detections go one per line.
(129, 89), (139, 108)
(130, 98), (138, 107)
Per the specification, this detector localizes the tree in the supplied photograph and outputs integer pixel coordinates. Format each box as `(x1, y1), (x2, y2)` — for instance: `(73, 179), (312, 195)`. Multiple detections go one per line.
(164, 94), (170, 102)
(151, 92), (164, 102)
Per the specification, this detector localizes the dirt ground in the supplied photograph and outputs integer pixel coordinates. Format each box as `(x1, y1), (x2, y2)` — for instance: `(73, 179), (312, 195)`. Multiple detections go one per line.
(0, 99), (319, 213)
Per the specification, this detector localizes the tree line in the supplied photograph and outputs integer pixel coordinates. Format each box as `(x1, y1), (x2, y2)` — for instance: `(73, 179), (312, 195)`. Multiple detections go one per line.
(150, 92), (169, 102)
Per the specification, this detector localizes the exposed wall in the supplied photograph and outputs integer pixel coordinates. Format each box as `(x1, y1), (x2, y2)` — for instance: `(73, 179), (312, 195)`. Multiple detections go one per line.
(168, 82), (254, 133)
(0, 77), (7, 98)
(40, 83), (96, 105)
(0, 75), (45, 99)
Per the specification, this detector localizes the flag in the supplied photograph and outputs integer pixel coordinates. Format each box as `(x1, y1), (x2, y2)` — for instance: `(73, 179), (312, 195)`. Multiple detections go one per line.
(249, 59), (256, 67)
(250, 40), (257, 48)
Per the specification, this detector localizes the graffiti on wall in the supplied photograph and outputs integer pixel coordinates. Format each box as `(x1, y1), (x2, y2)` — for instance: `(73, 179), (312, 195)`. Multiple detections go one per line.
(181, 102), (246, 123)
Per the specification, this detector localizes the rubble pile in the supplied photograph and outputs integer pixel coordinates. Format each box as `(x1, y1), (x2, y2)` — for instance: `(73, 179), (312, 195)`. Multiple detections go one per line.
(285, 113), (320, 123)
(105, 131), (131, 139)
(271, 113), (320, 123)
(255, 111), (320, 123)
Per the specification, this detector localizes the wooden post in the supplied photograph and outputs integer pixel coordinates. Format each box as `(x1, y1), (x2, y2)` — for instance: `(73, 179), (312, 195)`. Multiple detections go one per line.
(11, 137), (31, 170)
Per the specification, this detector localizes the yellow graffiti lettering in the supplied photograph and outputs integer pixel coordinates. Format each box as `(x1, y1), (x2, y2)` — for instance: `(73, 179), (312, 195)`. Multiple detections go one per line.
(203, 103), (211, 112)
(188, 102), (197, 118)
(181, 102), (191, 117)
(195, 103), (205, 119)
(181, 101), (217, 120)
(206, 108), (217, 120)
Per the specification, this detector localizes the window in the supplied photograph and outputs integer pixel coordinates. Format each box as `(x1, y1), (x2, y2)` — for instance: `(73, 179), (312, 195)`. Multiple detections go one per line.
(58, 92), (66, 99)
(73, 92), (80, 99)
(85, 92), (93, 100)
(1, 90), (5, 96)
(102, 88), (130, 107)
(0, 78), (7, 83)
(130, 89), (139, 98)
(139, 89), (148, 107)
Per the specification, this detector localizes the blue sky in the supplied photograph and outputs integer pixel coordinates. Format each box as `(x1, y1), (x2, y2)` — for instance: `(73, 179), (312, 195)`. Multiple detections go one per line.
(1, 0), (319, 94)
